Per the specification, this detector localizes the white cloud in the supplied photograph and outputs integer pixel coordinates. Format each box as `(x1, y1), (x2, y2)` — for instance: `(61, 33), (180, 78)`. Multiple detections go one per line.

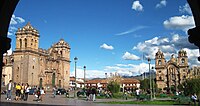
(122, 52), (140, 60)
(3, 47), (12, 56)
(132, 1), (143, 11)
(179, 3), (192, 15)
(132, 34), (199, 65)
(156, 0), (167, 8)
(7, 32), (13, 36)
(104, 63), (150, 76)
(115, 26), (147, 36)
(70, 68), (110, 79)
(100, 43), (114, 50)
(10, 15), (25, 25)
(163, 15), (195, 32)
(8, 14), (25, 36)
(182, 48), (200, 66)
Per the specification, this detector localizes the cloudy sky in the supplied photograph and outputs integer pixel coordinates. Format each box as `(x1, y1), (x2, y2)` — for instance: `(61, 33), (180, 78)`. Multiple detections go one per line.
(7, 0), (200, 79)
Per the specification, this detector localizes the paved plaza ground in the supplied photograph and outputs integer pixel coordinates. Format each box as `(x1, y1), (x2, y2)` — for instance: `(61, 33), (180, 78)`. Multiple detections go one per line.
(0, 92), (180, 106)
(0, 92), (136, 106)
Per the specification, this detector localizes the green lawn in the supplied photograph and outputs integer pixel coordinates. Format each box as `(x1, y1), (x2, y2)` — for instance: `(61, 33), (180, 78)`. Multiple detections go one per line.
(97, 100), (190, 105)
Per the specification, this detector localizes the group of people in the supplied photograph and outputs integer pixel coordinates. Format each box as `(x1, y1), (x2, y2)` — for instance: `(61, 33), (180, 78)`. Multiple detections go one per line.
(6, 80), (31, 101)
(15, 82), (31, 101)
(86, 88), (97, 101)
(5, 80), (45, 102)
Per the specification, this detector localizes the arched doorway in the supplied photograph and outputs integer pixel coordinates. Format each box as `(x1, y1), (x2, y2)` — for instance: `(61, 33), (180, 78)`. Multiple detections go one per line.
(52, 73), (55, 86)
(39, 78), (43, 88)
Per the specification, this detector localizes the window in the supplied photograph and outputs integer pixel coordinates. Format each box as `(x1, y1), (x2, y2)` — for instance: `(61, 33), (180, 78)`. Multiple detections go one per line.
(32, 66), (34, 69)
(159, 76), (162, 80)
(25, 38), (27, 48)
(20, 39), (22, 48)
(158, 60), (161, 65)
(181, 58), (185, 64)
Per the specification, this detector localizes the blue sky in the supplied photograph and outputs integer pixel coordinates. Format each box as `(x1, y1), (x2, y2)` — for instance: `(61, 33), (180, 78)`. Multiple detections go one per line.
(7, 0), (200, 78)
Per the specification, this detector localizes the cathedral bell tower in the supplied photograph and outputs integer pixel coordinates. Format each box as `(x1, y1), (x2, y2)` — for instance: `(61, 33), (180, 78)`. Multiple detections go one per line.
(155, 49), (167, 90)
(15, 22), (39, 51)
(13, 22), (40, 84)
(177, 49), (189, 83)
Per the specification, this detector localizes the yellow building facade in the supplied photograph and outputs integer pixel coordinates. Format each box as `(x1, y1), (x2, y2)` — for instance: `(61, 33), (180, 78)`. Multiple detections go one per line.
(155, 49), (189, 91)
(2, 22), (71, 90)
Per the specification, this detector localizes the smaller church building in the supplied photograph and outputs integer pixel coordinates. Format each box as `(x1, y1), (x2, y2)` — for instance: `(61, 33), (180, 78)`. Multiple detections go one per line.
(155, 49), (189, 91)
(2, 22), (71, 90)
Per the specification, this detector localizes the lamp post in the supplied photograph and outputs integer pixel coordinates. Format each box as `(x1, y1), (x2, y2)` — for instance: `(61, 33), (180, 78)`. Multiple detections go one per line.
(74, 57), (78, 98)
(152, 67), (156, 99)
(148, 58), (152, 100)
(83, 66), (86, 88)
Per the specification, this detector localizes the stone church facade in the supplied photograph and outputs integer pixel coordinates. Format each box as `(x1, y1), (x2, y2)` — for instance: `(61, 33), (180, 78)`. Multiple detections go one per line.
(2, 22), (70, 90)
(155, 49), (189, 91)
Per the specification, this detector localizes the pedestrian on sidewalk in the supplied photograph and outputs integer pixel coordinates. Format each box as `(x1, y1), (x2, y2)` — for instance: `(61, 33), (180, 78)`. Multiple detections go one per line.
(6, 80), (14, 101)
(91, 88), (96, 101)
(15, 83), (21, 101)
(53, 86), (57, 98)
(24, 83), (30, 101)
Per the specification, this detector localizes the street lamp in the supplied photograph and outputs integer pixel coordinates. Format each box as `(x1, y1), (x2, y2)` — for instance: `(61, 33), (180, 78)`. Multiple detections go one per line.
(152, 67), (156, 99)
(148, 58), (152, 100)
(74, 57), (78, 98)
(83, 66), (86, 88)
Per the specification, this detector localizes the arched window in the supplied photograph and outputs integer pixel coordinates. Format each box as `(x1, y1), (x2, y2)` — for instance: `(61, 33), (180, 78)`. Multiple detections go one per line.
(25, 38), (27, 48)
(159, 76), (162, 80)
(158, 60), (161, 65)
(181, 58), (185, 64)
(20, 39), (22, 48)
(35, 40), (37, 48)
(31, 39), (33, 46)
(59, 80), (61, 88)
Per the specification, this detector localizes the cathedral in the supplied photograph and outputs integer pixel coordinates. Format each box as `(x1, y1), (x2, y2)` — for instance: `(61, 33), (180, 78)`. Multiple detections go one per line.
(2, 22), (70, 90)
(155, 49), (189, 91)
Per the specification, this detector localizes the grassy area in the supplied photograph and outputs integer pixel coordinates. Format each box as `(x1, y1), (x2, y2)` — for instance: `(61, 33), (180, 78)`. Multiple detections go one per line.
(97, 100), (190, 105)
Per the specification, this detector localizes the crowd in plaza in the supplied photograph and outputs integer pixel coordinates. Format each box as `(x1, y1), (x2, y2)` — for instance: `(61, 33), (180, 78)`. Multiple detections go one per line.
(5, 80), (46, 102)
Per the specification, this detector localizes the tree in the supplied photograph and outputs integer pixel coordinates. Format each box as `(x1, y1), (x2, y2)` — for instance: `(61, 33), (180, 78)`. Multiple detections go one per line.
(140, 79), (149, 91)
(182, 77), (200, 96)
(107, 81), (120, 93)
(140, 78), (157, 93)
(106, 73), (122, 93)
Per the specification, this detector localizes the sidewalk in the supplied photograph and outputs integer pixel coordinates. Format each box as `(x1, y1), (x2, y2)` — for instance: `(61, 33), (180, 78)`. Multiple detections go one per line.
(0, 93), (175, 106)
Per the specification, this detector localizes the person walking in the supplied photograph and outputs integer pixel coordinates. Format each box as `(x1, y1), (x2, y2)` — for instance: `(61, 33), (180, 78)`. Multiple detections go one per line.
(40, 87), (45, 101)
(20, 83), (25, 100)
(6, 80), (13, 100)
(135, 88), (140, 100)
(191, 93), (198, 106)
(24, 83), (30, 101)
(53, 86), (57, 98)
(15, 83), (21, 101)
(91, 88), (96, 101)
(86, 89), (90, 101)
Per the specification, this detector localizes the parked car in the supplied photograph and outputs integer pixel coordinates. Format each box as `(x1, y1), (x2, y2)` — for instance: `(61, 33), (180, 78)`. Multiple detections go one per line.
(77, 89), (85, 97)
(29, 88), (36, 95)
(56, 88), (66, 95)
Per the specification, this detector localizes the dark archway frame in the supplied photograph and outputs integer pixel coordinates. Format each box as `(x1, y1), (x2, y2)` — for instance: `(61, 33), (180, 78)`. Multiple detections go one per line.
(0, 0), (200, 100)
